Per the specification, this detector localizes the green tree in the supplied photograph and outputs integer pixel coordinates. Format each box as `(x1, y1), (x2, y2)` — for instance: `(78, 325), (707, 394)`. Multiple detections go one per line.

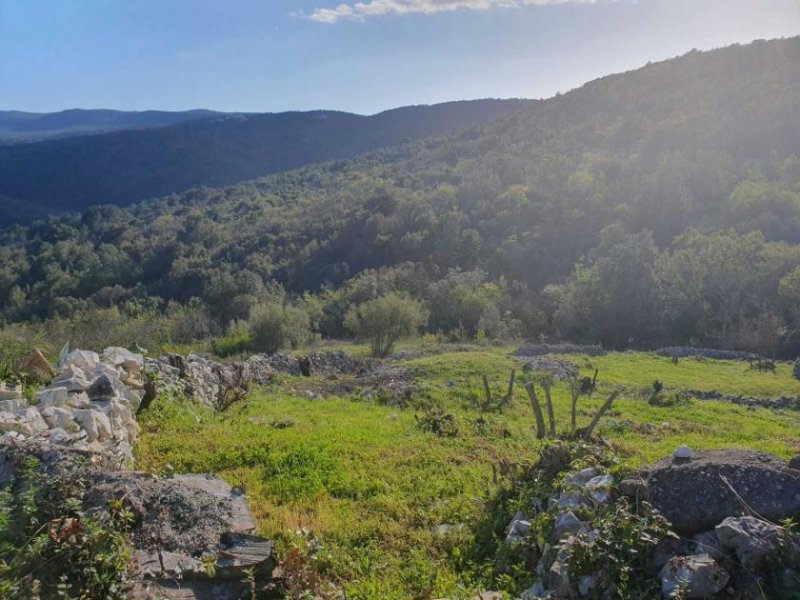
(249, 302), (312, 354)
(345, 294), (427, 357)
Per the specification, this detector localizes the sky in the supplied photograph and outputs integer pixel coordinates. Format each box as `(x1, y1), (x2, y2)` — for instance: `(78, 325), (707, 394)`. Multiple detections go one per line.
(1, 0), (799, 115)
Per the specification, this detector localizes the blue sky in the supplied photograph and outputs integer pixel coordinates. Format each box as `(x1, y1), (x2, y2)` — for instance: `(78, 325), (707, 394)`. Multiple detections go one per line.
(1, 0), (798, 114)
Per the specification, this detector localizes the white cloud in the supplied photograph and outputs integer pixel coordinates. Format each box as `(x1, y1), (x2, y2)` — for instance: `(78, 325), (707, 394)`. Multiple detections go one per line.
(307, 0), (598, 23)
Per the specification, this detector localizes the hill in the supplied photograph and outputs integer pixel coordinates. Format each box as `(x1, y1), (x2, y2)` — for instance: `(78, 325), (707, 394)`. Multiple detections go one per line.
(2, 37), (800, 355)
(0, 99), (534, 215)
(0, 108), (224, 143)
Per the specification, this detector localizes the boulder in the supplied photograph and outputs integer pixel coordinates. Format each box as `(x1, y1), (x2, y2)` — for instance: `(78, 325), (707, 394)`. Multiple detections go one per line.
(34, 386), (68, 408)
(691, 530), (725, 561)
(39, 406), (75, 431)
(51, 365), (92, 392)
(506, 511), (531, 543)
(15, 349), (55, 383)
(102, 346), (144, 376)
(71, 409), (113, 442)
(14, 407), (48, 433)
(628, 449), (800, 535)
(0, 382), (24, 401)
(62, 349), (100, 372)
(660, 554), (729, 598)
(715, 516), (783, 570)
(554, 511), (586, 540)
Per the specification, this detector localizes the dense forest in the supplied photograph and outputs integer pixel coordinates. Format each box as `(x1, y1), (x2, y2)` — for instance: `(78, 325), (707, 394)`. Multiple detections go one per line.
(2, 37), (800, 356)
(0, 99), (534, 218)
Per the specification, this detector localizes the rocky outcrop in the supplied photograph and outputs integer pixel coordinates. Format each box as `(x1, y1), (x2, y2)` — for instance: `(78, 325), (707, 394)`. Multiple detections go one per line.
(0, 347), (143, 465)
(687, 389), (800, 410)
(654, 347), (758, 361)
(625, 449), (800, 536)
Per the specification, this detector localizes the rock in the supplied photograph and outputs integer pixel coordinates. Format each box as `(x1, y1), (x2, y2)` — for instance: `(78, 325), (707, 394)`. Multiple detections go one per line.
(660, 554), (729, 598)
(578, 574), (599, 597)
(39, 406), (76, 430)
(51, 365), (92, 392)
(0, 399), (27, 412)
(547, 560), (570, 598)
(585, 474), (614, 503)
(14, 407), (48, 433)
(784, 568), (800, 588)
(506, 511), (531, 543)
(789, 455), (800, 471)
(619, 477), (647, 498)
(15, 349), (55, 383)
(0, 382), (24, 400)
(520, 583), (547, 599)
(71, 409), (113, 442)
(62, 349), (100, 372)
(555, 490), (588, 510)
(34, 386), (69, 408)
(634, 449), (800, 535)
(87, 374), (123, 400)
(673, 445), (693, 460)
(715, 516), (783, 570)
(102, 346), (144, 375)
(0, 411), (35, 436)
(45, 428), (73, 444)
(691, 530), (725, 561)
(554, 511), (585, 540)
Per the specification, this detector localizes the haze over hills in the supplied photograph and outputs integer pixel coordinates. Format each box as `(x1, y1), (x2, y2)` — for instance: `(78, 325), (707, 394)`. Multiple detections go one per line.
(0, 108), (226, 143)
(0, 99), (535, 219)
(2, 37), (800, 354)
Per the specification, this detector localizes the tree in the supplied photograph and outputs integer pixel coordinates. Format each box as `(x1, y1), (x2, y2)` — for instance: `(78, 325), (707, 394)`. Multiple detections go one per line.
(249, 302), (312, 354)
(345, 294), (427, 357)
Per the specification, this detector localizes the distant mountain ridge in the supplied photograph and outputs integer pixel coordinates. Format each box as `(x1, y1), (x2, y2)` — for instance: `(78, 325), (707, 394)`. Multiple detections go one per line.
(0, 108), (226, 143)
(0, 99), (535, 219)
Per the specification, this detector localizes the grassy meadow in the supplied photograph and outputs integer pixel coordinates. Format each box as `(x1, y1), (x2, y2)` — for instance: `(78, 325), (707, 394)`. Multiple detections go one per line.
(135, 345), (800, 599)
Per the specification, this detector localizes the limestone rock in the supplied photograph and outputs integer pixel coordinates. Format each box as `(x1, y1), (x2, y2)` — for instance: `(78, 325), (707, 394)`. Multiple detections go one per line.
(39, 406), (75, 431)
(72, 408), (112, 442)
(62, 349), (100, 372)
(660, 554), (729, 598)
(506, 511), (531, 543)
(554, 511), (585, 540)
(15, 349), (55, 383)
(692, 530), (725, 561)
(673, 444), (693, 460)
(0, 399), (27, 412)
(716, 516), (783, 570)
(34, 386), (68, 408)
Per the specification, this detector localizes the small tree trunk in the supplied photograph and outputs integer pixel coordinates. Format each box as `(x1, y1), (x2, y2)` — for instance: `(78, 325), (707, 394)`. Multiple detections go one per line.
(482, 375), (493, 406)
(542, 379), (556, 436)
(525, 382), (546, 440)
(505, 370), (516, 404)
(583, 391), (620, 440)
(592, 369), (599, 389)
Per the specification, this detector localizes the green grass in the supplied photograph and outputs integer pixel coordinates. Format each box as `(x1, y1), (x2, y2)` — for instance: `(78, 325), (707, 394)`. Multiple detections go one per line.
(136, 345), (800, 599)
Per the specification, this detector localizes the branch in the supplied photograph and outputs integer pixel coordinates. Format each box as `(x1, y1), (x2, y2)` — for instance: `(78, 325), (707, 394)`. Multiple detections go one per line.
(582, 391), (620, 440)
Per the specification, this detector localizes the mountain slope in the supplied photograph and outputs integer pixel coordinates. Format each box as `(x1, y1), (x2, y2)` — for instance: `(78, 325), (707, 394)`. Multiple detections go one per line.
(0, 109), (225, 143)
(0, 99), (534, 217)
(2, 37), (800, 353)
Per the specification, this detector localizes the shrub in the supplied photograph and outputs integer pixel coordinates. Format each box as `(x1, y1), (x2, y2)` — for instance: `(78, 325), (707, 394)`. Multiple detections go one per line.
(212, 320), (251, 357)
(345, 293), (427, 357)
(249, 302), (313, 354)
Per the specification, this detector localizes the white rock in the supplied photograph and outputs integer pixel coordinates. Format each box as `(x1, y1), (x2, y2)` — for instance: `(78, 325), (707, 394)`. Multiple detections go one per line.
(67, 391), (91, 408)
(585, 474), (614, 503)
(52, 365), (92, 392)
(14, 407), (48, 432)
(39, 406), (76, 430)
(102, 346), (144, 375)
(673, 445), (693, 460)
(0, 411), (32, 435)
(0, 399), (27, 411)
(63, 349), (100, 372)
(71, 408), (112, 442)
(506, 511), (531, 544)
(34, 386), (69, 408)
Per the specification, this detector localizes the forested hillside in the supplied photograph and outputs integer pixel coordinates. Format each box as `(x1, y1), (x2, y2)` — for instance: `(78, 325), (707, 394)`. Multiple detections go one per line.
(0, 108), (224, 143)
(2, 38), (800, 355)
(0, 99), (533, 216)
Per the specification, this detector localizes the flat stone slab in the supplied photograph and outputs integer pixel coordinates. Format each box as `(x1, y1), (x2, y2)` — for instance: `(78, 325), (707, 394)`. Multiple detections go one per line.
(173, 473), (257, 535)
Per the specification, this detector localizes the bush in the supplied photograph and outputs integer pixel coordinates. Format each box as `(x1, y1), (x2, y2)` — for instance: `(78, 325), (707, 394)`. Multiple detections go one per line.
(249, 302), (313, 354)
(345, 293), (427, 357)
(212, 320), (251, 357)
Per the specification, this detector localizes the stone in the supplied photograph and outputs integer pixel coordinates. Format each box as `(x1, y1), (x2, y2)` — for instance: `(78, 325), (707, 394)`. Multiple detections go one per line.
(660, 554), (729, 598)
(102, 346), (144, 374)
(52, 365), (92, 392)
(87, 374), (122, 400)
(62, 349), (100, 372)
(673, 444), (693, 460)
(71, 409), (113, 443)
(39, 406), (76, 431)
(715, 516), (783, 570)
(0, 399), (27, 412)
(789, 455), (800, 471)
(45, 428), (73, 444)
(633, 449), (800, 535)
(578, 574), (599, 597)
(784, 568), (800, 588)
(506, 511), (531, 543)
(0, 411), (35, 436)
(34, 386), (69, 408)
(554, 511), (585, 540)
(15, 407), (48, 432)
(15, 349), (55, 383)
(565, 467), (600, 487)
(520, 583), (547, 600)
(585, 474), (614, 503)
(0, 382), (24, 400)
(691, 530), (725, 561)
(67, 391), (91, 408)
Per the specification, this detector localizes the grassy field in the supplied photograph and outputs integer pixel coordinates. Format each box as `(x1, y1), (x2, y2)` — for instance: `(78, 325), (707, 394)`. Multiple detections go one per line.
(136, 345), (800, 599)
